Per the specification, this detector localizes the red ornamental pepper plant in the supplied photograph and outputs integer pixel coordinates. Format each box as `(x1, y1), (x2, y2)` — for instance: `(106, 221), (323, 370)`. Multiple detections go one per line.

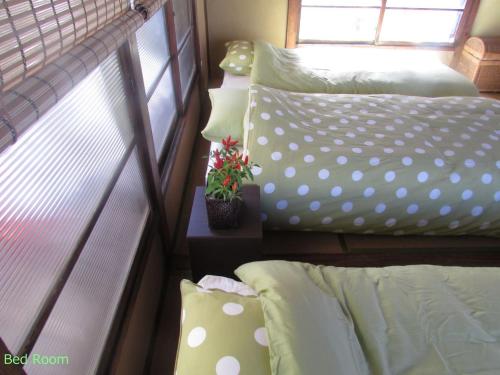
(205, 136), (258, 201)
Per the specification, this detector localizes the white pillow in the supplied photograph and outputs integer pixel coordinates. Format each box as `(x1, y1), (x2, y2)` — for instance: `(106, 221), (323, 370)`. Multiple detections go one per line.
(198, 275), (257, 296)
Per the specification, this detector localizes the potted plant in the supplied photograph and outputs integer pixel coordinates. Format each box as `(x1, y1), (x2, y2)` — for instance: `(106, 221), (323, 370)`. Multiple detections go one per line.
(205, 135), (257, 229)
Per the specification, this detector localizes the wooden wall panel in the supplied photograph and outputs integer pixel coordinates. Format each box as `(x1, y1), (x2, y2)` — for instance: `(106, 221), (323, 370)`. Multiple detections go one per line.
(194, 0), (209, 92)
(110, 235), (164, 375)
(206, 0), (288, 80)
(164, 83), (201, 238)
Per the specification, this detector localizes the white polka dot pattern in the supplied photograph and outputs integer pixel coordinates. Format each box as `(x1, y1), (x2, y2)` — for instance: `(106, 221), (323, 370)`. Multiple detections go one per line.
(245, 84), (500, 236)
(222, 303), (244, 316)
(216, 356), (240, 375)
(220, 41), (254, 76)
(254, 328), (269, 347)
(187, 327), (207, 348)
(175, 280), (271, 375)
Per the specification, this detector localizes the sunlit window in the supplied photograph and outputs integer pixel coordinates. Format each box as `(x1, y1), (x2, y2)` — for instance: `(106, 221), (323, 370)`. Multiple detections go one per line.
(136, 9), (177, 160)
(299, 0), (468, 45)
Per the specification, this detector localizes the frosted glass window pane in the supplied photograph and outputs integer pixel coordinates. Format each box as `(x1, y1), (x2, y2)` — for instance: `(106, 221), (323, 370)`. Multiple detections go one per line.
(25, 150), (149, 375)
(0, 52), (133, 354)
(173, 0), (192, 45)
(380, 9), (462, 43)
(386, 0), (466, 9)
(179, 32), (196, 102)
(303, 0), (380, 6)
(136, 9), (170, 97)
(148, 65), (177, 159)
(300, 7), (379, 41)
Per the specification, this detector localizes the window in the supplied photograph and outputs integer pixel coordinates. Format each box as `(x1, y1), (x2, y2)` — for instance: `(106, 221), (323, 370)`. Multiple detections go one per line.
(178, 32), (196, 101)
(0, 1), (199, 371)
(299, 0), (471, 45)
(136, 10), (171, 96)
(24, 150), (149, 375)
(173, 0), (196, 104)
(173, 0), (193, 46)
(0, 52), (138, 357)
(136, 10), (178, 160)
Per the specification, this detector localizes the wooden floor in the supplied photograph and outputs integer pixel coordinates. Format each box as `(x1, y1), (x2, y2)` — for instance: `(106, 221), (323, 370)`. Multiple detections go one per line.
(148, 269), (189, 375)
(148, 132), (210, 374)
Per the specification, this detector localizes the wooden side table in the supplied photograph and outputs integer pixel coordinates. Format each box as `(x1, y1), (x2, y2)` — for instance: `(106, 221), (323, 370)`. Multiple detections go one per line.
(187, 185), (263, 282)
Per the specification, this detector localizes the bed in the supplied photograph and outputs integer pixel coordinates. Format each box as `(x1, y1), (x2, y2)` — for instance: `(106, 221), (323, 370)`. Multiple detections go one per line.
(208, 42), (498, 238)
(220, 41), (480, 97)
(242, 84), (500, 236)
(175, 261), (500, 375)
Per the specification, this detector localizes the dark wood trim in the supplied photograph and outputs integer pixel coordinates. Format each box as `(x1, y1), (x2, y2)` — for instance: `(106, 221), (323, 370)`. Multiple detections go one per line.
(97, 214), (164, 375)
(191, 0), (210, 118)
(17, 140), (136, 357)
(192, 0), (208, 94)
(160, 78), (199, 193)
(143, 241), (174, 374)
(374, 0), (387, 44)
(286, 0), (301, 48)
(160, 113), (185, 195)
(165, 2), (183, 115)
(263, 250), (500, 268)
(177, 28), (197, 104)
(202, 0), (212, 79)
(455, 0), (481, 47)
(343, 233), (500, 252)
(0, 338), (26, 375)
(157, 74), (199, 173)
(118, 37), (172, 257)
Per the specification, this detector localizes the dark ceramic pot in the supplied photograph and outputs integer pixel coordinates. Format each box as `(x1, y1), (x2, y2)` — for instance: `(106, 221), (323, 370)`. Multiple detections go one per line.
(205, 196), (242, 229)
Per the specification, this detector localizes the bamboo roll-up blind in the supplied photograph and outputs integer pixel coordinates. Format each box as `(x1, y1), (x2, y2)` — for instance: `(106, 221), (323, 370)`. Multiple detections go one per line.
(135, 0), (167, 20)
(0, 10), (144, 153)
(0, 0), (130, 92)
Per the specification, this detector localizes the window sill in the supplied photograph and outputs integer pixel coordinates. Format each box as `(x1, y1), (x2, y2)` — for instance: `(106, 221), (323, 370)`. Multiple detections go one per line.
(298, 42), (455, 52)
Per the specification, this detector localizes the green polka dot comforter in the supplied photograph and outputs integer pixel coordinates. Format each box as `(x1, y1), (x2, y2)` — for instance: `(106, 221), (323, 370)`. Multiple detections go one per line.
(244, 84), (500, 236)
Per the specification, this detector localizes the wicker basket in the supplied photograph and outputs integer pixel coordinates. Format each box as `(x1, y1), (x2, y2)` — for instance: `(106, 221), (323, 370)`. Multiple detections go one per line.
(205, 196), (242, 229)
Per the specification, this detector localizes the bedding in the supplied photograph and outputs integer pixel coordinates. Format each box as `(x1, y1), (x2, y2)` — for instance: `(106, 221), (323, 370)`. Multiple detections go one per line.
(221, 71), (251, 89)
(174, 280), (270, 375)
(201, 88), (248, 143)
(198, 275), (257, 296)
(236, 260), (500, 375)
(219, 40), (254, 76)
(251, 41), (479, 97)
(245, 84), (500, 236)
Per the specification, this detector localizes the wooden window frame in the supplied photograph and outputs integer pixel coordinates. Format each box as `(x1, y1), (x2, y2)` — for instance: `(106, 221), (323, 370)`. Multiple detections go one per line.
(286, 0), (481, 49)
(0, 0), (202, 369)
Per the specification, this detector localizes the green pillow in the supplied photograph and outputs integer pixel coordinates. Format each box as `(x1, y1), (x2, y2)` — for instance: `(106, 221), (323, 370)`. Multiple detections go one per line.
(201, 88), (248, 144)
(219, 41), (254, 76)
(174, 280), (271, 375)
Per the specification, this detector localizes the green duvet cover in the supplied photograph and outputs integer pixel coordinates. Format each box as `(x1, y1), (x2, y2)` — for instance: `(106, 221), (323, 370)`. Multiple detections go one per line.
(236, 260), (500, 375)
(251, 41), (479, 97)
(245, 84), (500, 236)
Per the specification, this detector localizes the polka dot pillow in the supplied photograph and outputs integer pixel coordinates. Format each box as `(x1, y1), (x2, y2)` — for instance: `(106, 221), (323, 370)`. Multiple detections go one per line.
(174, 280), (271, 375)
(219, 41), (254, 76)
